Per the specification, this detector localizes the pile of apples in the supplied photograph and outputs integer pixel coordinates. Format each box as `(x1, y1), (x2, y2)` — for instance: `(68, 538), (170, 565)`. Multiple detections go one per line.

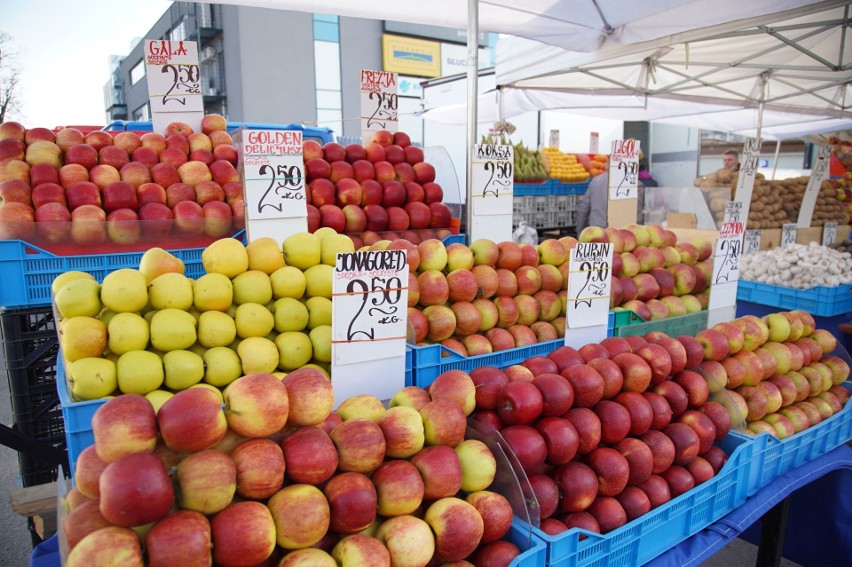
(701, 310), (850, 438)
(63, 369), (530, 566)
(54, 231), (365, 404)
(304, 130), (454, 237)
(0, 115), (244, 246)
(404, 236), (573, 356)
(459, 330), (737, 536)
(578, 223), (714, 322)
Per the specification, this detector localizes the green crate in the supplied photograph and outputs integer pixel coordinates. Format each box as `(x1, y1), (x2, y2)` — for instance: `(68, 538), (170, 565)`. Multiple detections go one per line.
(613, 310), (709, 338)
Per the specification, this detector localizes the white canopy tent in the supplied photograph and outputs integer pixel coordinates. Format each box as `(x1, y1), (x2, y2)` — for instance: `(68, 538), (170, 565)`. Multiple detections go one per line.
(485, 0), (852, 140)
(188, 0), (820, 53)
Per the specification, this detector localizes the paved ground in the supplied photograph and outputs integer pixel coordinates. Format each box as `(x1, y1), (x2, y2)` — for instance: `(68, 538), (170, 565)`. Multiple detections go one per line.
(0, 339), (38, 567)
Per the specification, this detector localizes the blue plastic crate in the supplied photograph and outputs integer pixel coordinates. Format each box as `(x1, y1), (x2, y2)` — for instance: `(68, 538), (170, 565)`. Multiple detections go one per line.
(508, 518), (548, 567)
(525, 433), (752, 567)
(56, 356), (107, 479)
(514, 180), (557, 196)
(406, 312), (616, 387)
(737, 280), (852, 317)
(441, 233), (467, 246)
(0, 239), (208, 309)
(732, 379), (852, 497)
(551, 180), (591, 195)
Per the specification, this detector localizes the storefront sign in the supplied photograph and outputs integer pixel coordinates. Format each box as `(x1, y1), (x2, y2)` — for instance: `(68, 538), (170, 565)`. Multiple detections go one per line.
(382, 34), (441, 77)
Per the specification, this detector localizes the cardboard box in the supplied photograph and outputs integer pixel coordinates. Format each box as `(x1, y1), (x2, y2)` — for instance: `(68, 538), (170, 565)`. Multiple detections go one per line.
(667, 212), (697, 229)
(796, 226), (822, 245)
(834, 225), (851, 243)
(760, 228), (782, 250)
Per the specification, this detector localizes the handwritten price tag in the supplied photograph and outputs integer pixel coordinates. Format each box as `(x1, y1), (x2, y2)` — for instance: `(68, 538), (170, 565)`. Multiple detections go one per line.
(734, 137), (761, 217)
(145, 40), (203, 113)
(708, 201), (745, 311)
(608, 139), (640, 200)
(240, 130), (306, 220)
(781, 223), (798, 248)
(566, 243), (613, 328)
(797, 144), (832, 226)
(744, 229), (761, 254)
(471, 144), (514, 216)
(360, 69), (398, 143)
(823, 222), (838, 246)
(332, 250), (409, 365)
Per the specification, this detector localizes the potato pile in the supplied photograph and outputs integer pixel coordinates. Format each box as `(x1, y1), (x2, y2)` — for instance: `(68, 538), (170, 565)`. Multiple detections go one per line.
(732, 172), (788, 229)
(809, 180), (846, 226)
(693, 168), (734, 227)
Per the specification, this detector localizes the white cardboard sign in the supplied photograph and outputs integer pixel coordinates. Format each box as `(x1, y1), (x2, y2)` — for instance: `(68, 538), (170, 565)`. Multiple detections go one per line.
(331, 250), (409, 402)
(360, 69), (398, 144)
(743, 229), (761, 255)
(781, 223), (798, 248)
(470, 144), (514, 243)
(144, 40), (204, 134)
(608, 139), (640, 200)
(564, 243), (613, 348)
(797, 144), (832, 227)
(235, 129), (307, 243)
(823, 222), (838, 246)
(708, 201), (745, 312)
(733, 137), (762, 220)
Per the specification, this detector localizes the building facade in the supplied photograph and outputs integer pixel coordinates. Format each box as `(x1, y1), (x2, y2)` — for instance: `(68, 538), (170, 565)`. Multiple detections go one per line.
(103, 2), (494, 143)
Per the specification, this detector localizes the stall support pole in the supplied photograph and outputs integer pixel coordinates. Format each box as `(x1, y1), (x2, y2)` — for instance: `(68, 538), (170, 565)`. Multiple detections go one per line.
(464, 0), (479, 236)
(771, 140), (781, 179)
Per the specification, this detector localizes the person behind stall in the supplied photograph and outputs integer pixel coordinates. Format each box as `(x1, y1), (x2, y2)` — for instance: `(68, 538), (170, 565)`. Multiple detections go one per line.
(575, 170), (646, 233)
(638, 160), (658, 187)
(723, 150), (740, 171)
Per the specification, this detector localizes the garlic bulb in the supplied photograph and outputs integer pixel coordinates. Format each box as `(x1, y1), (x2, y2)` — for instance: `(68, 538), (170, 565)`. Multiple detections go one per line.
(740, 243), (852, 289)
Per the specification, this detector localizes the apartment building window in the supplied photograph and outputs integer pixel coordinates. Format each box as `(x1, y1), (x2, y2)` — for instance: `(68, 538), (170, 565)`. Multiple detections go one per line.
(130, 60), (145, 85)
(313, 14), (342, 135)
(170, 20), (187, 42)
(132, 103), (150, 121)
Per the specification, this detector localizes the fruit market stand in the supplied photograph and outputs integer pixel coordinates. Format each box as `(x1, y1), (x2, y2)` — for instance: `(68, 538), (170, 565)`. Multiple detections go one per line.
(2, 113), (852, 566)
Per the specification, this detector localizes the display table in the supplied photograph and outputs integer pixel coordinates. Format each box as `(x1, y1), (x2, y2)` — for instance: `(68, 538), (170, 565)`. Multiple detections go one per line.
(32, 444), (852, 567)
(648, 443), (852, 566)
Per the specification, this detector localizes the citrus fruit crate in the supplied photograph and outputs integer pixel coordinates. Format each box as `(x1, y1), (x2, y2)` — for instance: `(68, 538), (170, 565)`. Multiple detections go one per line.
(405, 312), (616, 387)
(612, 310), (709, 339)
(731, 378), (852, 497)
(0, 239), (207, 309)
(522, 434), (752, 567)
(737, 280), (852, 317)
(56, 356), (105, 479)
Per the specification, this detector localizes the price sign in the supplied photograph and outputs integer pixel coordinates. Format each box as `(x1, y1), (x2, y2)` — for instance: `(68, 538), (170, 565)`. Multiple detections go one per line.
(734, 137), (762, 219)
(608, 139), (640, 200)
(744, 229), (761, 254)
(823, 222), (838, 246)
(360, 69), (398, 143)
(781, 223), (798, 248)
(549, 130), (560, 148)
(235, 129), (306, 242)
(708, 201), (745, 312)
(144, 40), (203, 134)
(332, 250), (409, 366)
(590, 132), (599, 154)
(797, 144), (832, 227)
(564, 243), (613, 348)
(471, 144), (514, 216)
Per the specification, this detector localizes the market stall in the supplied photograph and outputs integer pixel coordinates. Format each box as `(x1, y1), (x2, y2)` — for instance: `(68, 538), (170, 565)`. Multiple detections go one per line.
(1, 1), (851, 566)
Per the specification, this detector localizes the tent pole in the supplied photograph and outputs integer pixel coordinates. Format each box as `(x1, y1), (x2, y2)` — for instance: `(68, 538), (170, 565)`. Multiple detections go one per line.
(771, 140), (781, 179)
(464, 0), (479, 237)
